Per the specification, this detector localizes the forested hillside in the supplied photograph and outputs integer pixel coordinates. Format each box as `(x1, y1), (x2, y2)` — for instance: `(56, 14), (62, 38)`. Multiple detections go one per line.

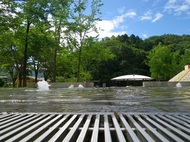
(0, 0), (190, 87)
(90, 34), (190, 82)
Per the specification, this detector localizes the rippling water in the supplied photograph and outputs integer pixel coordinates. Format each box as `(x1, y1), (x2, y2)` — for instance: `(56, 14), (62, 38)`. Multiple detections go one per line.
(0, 87), (190, 113)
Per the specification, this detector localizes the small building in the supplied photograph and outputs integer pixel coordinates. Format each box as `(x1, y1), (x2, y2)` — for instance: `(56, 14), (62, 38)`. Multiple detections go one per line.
(16, 76), (44, 87)
(169, 65), (190, 82)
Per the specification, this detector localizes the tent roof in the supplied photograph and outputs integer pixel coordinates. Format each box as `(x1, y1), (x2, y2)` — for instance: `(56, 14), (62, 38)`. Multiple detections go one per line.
(111, 74), (153, 81)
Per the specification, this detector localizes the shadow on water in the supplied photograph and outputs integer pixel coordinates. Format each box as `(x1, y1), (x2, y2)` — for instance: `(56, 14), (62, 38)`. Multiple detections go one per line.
(0, 87), (189, 113)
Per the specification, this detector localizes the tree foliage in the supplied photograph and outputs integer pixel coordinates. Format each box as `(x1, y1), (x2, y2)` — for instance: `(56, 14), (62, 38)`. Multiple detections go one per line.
(1, 0), (190, 87)
(64, 0), (102, 82)
(146, 34), (190, 80)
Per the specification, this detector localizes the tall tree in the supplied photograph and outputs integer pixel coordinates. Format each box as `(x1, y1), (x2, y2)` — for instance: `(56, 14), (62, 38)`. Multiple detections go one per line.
(0, 0), (24, 87)
(48, 0), (72, 82)
(147, 44), (172, 80)
(181, 49), (190, 67)
(16, 0), (50, 86)
(65, 0), (102, 82)
(28, 27), (55, 82)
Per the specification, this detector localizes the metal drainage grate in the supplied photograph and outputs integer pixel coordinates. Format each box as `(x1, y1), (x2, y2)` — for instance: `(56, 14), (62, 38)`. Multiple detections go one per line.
(0, 113), (190, 142)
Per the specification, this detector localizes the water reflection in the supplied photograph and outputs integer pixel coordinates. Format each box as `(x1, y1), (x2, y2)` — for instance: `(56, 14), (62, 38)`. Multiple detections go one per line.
(0, 87), (189, 113)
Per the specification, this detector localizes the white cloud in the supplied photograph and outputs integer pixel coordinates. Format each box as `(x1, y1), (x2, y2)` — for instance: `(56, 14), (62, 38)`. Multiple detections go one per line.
(186, 0), (190, 4)
(140, 11), (152, 21)
(92, 11), (136, 38)
(168, 0), (176, 4)
(140, 10), (163, 22)
(178, 5), (189, 11)
(164, 0), (190, 15)
(125, 10), (137, 18)
(118, 6), (126, 14)
(142, 34), (148, 39)
(95, 19), (125, 38)
(152, 12), (163, 22)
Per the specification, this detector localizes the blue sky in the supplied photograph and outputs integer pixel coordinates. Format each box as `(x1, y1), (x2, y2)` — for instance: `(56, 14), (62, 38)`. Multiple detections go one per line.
(96, 0), (190, 39)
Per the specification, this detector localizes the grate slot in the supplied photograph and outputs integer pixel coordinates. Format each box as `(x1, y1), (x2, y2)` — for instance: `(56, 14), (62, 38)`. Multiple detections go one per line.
(0, 114), (49, 141)
(63, 114), (85, 142)
(76, 114), (92, 142)
(20, 114), (63, 142)
(34, 114), (70, 142)
(0, 113), (189, 142)
(119, 114), (140, 142)
(111, 113), (126, 142)
(143, 114), (185, 142)
(134, 114), (169, 142)
(0, 114), (36, 130)
(48, 114), (78, 141)
(181, 114), (190, 120)
(91, 114), (100, 142)
(126, 114), (155, 142)
(159, 115), (190, 134)
(165, 114), (190, 128)
(0, 114), (20, 123)
(152, 115), (190, 141)
(0, 114), (41, 135)
(104, 114), (112, 142)
(5, 114), (56, 142)
(174, 114), (190, 123)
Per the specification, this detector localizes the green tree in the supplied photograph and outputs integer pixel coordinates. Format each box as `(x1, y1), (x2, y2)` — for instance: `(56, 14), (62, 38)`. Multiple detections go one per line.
(47, 0), (72, 82)
(170, 50), (182, 77)
(0, 1), (24, 87)
(145, 34), (190, 80)
(147, 44), (172, 80)
(65, 0), (102, 82)
(181, 49), (190, 67)
(82, 39), (115, 81)
(19, 0), (51, 86)
(96, 36), (123, 81)
(0, 32), (23, 87)
(28, 27), (56, 82)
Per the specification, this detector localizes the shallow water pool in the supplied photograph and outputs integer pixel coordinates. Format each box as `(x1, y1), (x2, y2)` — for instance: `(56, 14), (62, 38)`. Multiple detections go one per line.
(0, 87), (190, 113)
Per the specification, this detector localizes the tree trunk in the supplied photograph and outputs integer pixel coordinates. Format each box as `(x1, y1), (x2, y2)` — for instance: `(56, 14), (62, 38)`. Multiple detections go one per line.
(52, 47), (57, 82)
(77, 47), (82, 82)
(10, 71), (17, 88)
(35, 71), (38, 83)
(19, 73), (22, 87)
(34, 61), (39, 83)
(52, 20), (62, 82)
(23, 21), (31, 87)
(12, 78), (16, 88)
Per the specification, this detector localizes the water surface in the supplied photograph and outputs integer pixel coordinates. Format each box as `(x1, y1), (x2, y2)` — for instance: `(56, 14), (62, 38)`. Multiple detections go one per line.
(0, 87), (189, 113)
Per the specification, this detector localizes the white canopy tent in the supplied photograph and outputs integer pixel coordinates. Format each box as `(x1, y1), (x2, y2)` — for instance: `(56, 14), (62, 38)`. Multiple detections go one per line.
(111, 74), (153, 81)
